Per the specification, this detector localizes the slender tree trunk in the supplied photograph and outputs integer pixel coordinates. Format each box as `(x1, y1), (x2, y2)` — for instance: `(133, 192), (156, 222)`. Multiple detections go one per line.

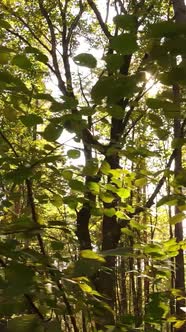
(171, 1), (186, 329)
(120, 257), (128, 316)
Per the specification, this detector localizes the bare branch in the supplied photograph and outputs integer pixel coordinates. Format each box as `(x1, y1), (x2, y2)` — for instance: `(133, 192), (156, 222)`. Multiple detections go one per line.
(38, 0), (67, 95)
(105, 0), (110, 23)
(87, 0), (112, 39)
(26, 179), (46, 256)
(115, 0), (127, 14)
(78, 71), (90, 106)
(145, 150), (176, 209)
(66, 0), (84, 44)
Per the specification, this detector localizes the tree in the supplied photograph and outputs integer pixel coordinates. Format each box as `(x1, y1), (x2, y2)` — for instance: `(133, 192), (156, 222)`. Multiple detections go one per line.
(0, 0), (186, 331)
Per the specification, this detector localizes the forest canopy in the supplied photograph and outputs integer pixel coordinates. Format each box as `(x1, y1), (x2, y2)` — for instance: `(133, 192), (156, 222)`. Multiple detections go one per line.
(0, 0), (186, 331)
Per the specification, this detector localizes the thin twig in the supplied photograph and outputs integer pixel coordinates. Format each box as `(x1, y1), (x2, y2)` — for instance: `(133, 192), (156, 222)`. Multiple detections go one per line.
(0, 131), (19, 157)
(78, 71), (90, 106)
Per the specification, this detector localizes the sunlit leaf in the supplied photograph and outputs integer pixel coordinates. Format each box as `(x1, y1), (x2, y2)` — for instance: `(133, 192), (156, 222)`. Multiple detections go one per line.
(117, 188), (130, 199)
(135, 178), (147, 187)
(169, 213), (185, 225)
(100, 192), (115, 203)
(80, 250), (105, 262)
(87, 181), (100, 195)
(104, 208), (116, 217)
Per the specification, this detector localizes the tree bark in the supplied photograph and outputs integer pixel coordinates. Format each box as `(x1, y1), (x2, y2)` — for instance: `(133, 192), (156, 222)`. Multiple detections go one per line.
(172, 1), (186, 329)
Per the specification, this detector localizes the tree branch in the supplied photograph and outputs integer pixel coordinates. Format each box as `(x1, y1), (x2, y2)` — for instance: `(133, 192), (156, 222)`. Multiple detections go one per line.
(2, 4), (50, 53)
(66, 0), (84, 44)
(38, 0), (67, 95)
(145, 150), (176, 209)
(26, 179), (46, 256)
(87, 0), (112, 39)
(0, 130), (19, 157)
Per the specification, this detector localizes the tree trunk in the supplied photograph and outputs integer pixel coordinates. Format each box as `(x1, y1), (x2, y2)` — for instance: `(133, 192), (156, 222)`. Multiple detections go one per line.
(172, 1), (186, 329)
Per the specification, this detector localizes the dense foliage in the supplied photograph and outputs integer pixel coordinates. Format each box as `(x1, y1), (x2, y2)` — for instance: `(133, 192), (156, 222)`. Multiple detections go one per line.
(0, 0), (186, 331)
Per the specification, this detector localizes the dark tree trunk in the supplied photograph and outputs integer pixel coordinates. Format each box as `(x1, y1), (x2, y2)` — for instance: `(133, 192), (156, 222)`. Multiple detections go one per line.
(172, 1), (186, 329)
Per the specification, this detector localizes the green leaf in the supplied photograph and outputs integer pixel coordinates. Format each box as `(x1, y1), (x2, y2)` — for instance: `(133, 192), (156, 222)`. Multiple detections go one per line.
(174, 320), (186, 329)
(67, 149), (81, 159)
(87, 182), (100, 195)
(69, 179), (85, 192)
(100, 161), (111, 175)
(79, 283), (93, 293)
(0, 19), (11, 29)
(160, 67), (186, 86)
(83, 160), (98, 176)
(113, 15), (137, 31)
(80, 250), (105, 262)
(143, 244), (164, 257)
(107, 105), (124, 119)
(60, 96), (78, 109)
(135, 178), (147, 187)
(175, 169), (186, 186)
(121, 228), (134, 237)
(102, 247), (133, 257)
(130, 219), (146, 230)
(5, 166), (33, 184)
(0, 70), (29, 92)
(6, 262), (35, 293)
(148, 22), (186, 38)
(104, 54), (124, 71)
(146, 98), (165, 109)
(104, 208), (116, 217)
(145, 293), (169, 324)
(74, 53), (97, 68)
(117, 188), (130, 199)
(51, 240), (64, 251)
(155, 128), (170, 140)
(20, 114), (43, 127)
(34, 93), (55, 102)
(25, 46), (48, 64)
(3, 106), (17, 122)
(100, 192), (115, 203)
(91, 75), (137, 103)
(110, 34), (138, 55)
(43, 123), (63, 141)
(12, 54), (32, 70)
(7, 315), (41, 332)
(157, 195), (180, 207)
(164, 37), (186, 55)
(72, 258), (102, 277)
(148, 113), (163, 127)
(61, 170), (73, 180)
(51, 194), (63, 207)
(0, 52), (9, 64)
(116, 210), (130, 220)
(169, 213), (185, 225)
